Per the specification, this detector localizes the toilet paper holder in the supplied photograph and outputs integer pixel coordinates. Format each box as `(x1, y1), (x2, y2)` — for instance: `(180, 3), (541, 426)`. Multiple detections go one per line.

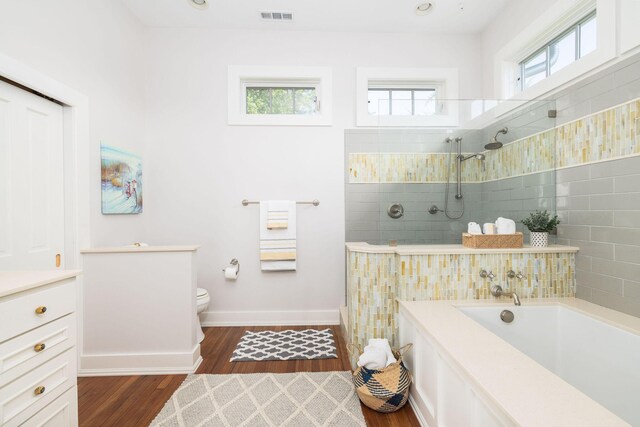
(222, 258), (240, 273)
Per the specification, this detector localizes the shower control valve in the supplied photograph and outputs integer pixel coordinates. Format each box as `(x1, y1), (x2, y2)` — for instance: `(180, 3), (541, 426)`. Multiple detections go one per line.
(507, 270), (524, 280)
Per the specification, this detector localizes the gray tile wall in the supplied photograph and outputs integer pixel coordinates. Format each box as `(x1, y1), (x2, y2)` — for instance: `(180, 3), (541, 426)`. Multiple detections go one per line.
(553, 52), (640, 316)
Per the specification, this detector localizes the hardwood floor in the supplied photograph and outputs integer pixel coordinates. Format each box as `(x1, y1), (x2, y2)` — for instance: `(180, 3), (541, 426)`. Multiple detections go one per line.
(78, 325), (420, 426)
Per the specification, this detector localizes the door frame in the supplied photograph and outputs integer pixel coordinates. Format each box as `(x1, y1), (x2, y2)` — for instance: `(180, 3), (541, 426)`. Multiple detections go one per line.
(0, 51), (91, 356)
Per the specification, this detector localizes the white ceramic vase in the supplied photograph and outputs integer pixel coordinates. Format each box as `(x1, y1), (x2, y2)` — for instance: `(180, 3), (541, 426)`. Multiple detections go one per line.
(530, 231), (549, 247)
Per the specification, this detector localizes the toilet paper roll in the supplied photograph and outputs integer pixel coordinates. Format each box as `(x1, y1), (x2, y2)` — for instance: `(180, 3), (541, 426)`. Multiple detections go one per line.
(224, 266), (238, 280)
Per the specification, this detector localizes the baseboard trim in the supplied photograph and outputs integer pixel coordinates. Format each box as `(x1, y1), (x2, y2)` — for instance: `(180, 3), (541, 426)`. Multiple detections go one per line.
(408, 394), (429, 427)
(79, 345), (201, 377)
(201, 309), (340, 327)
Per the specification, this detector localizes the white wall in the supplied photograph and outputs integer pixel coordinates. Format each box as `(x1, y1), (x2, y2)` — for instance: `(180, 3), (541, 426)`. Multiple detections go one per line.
(0, 0), (148, 247)
(143, 28), (483, 324)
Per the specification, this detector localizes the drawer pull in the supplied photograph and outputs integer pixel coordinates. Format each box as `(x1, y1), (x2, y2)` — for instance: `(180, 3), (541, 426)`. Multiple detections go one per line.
(34, 343), (46, 352)
(34, 386), (46, 395)
(35, 306), (47, 315)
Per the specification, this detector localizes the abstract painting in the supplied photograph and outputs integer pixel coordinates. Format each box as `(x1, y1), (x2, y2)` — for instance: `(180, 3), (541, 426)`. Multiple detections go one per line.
(101, 144), (143, 214)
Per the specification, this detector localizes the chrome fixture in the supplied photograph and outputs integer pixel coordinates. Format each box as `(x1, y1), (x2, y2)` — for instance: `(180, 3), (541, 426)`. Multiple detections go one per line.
(485, 127), (508, 150)
(387, 203), (404, 219)
(500, 309), (515, 323)
(479, 269), (495, 281)
(188, 0), (208, 9)
(221, 258), (240, 273)
(443, 136), (485, 219)
(491, 284), (521, 306)
(415, 2), (434, 15)
(507, 270), (524, 280)
(428, 205), (441, 215)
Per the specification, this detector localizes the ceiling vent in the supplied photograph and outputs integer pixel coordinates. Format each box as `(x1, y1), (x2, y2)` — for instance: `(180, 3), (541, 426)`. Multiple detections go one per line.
(260, 12), (293, 21)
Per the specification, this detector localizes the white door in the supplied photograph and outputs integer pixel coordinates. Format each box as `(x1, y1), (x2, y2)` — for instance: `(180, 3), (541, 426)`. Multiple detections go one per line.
(0, 79), (65, 269)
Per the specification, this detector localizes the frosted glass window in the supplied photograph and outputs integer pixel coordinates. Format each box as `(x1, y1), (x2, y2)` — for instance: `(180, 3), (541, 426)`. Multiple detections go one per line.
(549, 31), (577, 74)
(580, 15), (597, 57)
(523, 51), (547, 89)
(391, 90), (412, 116)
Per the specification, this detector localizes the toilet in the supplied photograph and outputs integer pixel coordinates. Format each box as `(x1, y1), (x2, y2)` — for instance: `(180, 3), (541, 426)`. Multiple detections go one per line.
(196, 287), (210, 343)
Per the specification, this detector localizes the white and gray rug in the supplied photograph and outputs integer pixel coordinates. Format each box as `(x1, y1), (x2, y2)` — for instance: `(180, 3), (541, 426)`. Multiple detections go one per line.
(230, 329), (337, 362)
(150, 372), (366, 427)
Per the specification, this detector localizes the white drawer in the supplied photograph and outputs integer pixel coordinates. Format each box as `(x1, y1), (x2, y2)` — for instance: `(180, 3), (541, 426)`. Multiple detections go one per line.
(0, 279), (76, 342)
(0, 314), (76, 385)
(18, 386), (77, 427)
(0, 349), (77, 427)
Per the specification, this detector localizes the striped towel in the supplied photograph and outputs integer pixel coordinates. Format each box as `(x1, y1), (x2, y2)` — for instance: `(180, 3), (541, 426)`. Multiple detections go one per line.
(267, 203), (288, 229)
(260, 201), (297, 271)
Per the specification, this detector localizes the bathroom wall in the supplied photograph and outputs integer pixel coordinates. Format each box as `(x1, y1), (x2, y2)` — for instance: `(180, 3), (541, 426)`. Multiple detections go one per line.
(551, 54), (640, 317)
(0, 1), (149, 246)
(142, 28), (484, 325)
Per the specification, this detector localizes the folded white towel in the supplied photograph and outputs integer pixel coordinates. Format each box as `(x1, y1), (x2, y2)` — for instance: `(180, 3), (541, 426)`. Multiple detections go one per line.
(367, 338), (397, 367)
(496, 217), (516, 234)
(357, 347), (387, 370)
(483, 223), (496, 234)
(467, 222), (482, 235)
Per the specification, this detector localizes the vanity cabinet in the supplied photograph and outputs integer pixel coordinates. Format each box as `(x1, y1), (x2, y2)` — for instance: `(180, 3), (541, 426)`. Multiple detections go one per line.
(0, 271), (80, 427)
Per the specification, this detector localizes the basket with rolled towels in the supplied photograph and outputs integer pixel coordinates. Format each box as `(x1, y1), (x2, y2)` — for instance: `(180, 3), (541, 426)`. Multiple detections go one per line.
(463, 217), (523, 248)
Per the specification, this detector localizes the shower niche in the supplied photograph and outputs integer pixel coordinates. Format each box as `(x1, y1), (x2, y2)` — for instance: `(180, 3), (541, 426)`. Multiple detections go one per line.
(345, 99), (557, 245)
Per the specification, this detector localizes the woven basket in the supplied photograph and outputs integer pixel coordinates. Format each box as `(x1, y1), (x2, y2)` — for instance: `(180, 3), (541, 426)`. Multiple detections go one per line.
(349, 343), (413, 413)
(462, 232), (523, 249)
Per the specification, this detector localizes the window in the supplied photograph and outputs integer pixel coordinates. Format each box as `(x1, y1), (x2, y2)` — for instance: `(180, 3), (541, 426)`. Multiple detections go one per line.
(520, 11), (597, 90)
(228, 66), (332, 126)
(356, 68), (458, 127)
(245, 86), (317, 115)
(367, 88), (438, 116)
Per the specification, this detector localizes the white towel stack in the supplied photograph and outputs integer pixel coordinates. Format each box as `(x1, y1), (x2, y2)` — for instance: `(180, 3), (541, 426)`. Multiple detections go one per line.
(467, 222), (482, 234)
(496, 217), (516, 234)
(357, 338), (397, 370)
(267, 201), (289, 229)
(259, 201), (297, 271)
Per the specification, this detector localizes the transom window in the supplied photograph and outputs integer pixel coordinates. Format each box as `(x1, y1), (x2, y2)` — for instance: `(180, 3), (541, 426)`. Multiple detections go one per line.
(520, 11), (597, 90)
(367, 87), (439, 116)
(245, 86), (318, 115)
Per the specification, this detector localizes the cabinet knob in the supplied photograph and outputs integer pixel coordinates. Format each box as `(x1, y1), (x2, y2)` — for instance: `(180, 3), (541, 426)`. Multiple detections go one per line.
(34, 343), (46, 352)
(34, 386), (46, 395)
(35, 306), (47, 315)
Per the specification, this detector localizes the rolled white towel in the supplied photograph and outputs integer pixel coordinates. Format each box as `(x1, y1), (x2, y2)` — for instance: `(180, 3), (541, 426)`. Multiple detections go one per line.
(467, 222), (482, 235)
(367, 338), (397, 366)
(496, 217), (516, 234)
(357, 347), (387, 370)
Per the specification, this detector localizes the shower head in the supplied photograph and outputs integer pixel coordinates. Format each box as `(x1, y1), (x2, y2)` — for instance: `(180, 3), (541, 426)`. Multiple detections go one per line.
(485, 127), (508, 150)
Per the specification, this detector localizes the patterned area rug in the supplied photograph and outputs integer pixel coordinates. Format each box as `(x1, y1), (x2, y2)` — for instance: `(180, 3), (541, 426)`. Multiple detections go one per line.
(150, 372), (366, 426)
(230, 329), (337, 362)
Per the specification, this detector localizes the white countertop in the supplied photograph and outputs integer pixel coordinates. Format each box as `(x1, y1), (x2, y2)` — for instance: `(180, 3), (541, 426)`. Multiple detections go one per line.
(346, 242), (580, 255)
(81, 245), (200, 254)
(0, 270), (81, 298)
(398, 298), (632, 427)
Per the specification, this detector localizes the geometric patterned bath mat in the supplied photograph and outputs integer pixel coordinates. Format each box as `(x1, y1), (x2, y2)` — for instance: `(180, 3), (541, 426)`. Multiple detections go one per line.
(230, 329), (337, 362)
(149, 372), (366, 426)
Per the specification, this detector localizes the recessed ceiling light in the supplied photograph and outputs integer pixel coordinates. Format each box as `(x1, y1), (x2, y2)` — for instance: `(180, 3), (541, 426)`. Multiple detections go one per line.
(188, 0), (208, 10)
(415, 2), (434, 16)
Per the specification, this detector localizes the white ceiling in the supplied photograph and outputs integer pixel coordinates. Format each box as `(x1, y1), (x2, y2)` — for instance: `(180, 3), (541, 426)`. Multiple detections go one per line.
(122, 0), (511, 34)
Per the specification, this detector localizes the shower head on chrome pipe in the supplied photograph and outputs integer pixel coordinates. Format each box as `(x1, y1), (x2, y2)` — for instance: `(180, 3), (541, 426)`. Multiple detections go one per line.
(485, 127), (508, 150)
(460, 153), (486, 161)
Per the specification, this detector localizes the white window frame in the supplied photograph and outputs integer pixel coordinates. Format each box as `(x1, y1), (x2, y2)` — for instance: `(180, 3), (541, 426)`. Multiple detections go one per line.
(228, 66), (332, 126)
(493, 0), (616, 104)
(356, 67), (459, 127)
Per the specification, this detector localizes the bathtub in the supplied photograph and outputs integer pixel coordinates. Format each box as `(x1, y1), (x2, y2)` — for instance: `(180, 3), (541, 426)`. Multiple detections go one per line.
(397, 298), (638, 427)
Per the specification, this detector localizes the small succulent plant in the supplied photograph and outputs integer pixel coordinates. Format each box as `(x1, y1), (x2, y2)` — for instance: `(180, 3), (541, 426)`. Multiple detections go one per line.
(521, 210), (560, 233)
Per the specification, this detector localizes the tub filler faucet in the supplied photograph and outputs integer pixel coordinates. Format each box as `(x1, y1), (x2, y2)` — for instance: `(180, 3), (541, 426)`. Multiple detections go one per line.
(490, 285), (521, 306)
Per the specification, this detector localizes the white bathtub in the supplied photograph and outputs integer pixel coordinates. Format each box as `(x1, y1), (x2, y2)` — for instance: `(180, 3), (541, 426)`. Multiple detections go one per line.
(398, 298), (638, 427)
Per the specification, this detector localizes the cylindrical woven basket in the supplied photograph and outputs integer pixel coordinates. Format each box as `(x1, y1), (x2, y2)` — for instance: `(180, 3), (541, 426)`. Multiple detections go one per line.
(349, 343), (413, 413)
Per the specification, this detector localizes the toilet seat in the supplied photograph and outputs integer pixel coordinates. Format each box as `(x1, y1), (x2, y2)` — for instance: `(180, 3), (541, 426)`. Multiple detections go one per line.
(197, 287), (208, 299)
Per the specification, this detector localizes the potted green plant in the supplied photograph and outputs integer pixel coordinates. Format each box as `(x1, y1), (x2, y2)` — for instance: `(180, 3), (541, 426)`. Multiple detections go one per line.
(521, 210), (560, 247)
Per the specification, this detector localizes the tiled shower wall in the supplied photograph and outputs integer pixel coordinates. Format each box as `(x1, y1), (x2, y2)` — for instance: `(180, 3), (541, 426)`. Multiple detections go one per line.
(553, 53), (640, 317)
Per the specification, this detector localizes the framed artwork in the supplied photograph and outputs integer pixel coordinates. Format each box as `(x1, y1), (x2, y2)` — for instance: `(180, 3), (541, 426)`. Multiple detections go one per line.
(101, 144), (143, 214)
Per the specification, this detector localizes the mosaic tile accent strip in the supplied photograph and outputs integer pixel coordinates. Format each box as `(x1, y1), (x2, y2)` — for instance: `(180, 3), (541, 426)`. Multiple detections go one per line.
(346, 249), (575, 367)
(348, 98), (640, 184)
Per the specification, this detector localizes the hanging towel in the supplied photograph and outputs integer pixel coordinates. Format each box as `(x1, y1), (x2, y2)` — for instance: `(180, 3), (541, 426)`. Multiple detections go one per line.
(260, 201), (297, 271)
(267, 200), (289, 229)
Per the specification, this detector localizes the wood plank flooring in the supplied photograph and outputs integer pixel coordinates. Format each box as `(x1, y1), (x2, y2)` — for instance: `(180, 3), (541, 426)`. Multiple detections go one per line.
(78, 325), (420, 426)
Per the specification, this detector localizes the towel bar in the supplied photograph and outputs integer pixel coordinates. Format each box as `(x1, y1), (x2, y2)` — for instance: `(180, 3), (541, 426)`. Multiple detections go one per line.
(242, 199), (320, 206)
